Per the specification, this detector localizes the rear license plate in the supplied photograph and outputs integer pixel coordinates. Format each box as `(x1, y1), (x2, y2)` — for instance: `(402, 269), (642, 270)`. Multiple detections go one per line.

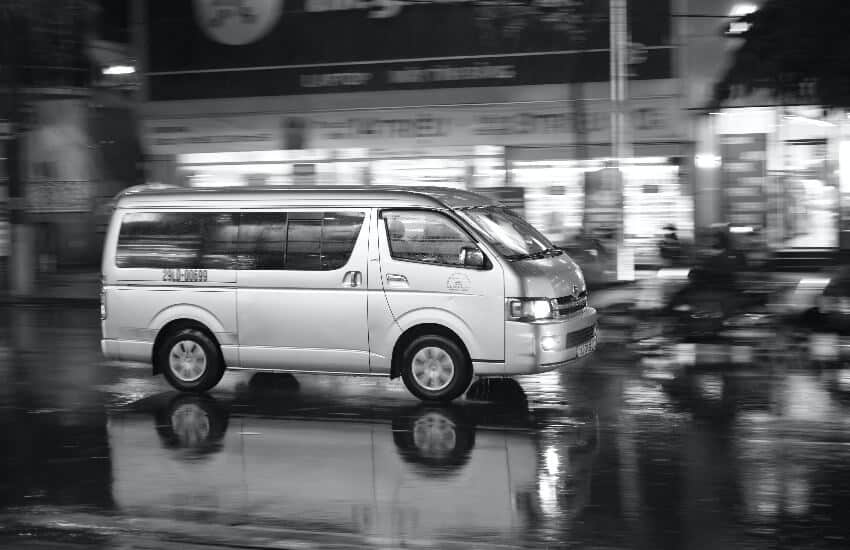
(577, 335), (597, 357)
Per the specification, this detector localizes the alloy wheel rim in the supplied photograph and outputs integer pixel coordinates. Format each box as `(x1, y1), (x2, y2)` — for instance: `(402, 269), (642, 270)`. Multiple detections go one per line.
(169, 340), (207, 382)
(412, 346), (455, 391)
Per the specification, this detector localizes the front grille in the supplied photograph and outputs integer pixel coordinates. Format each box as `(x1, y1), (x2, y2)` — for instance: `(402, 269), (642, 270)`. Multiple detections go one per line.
(566, 325), (596, 347)
(554, 291), (588, 317)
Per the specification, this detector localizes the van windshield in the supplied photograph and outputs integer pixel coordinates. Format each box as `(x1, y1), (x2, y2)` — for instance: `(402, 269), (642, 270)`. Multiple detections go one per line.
(458, 206), (562, 261)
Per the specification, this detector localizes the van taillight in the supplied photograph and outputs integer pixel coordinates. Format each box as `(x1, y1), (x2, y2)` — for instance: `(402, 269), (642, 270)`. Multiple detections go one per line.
(100, 290), (107, 320)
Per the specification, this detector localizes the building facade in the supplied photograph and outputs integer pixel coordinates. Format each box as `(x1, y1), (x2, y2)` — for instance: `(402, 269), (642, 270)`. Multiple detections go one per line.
(140, 0), (688, 274)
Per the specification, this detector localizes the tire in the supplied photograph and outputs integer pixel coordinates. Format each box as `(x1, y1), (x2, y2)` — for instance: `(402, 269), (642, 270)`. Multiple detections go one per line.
(400, 334), (472, 402)
(157, 327), (225, 393)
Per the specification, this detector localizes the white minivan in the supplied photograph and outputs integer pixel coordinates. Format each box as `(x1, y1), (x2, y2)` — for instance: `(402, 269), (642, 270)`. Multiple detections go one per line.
(101, 185), (597, 401)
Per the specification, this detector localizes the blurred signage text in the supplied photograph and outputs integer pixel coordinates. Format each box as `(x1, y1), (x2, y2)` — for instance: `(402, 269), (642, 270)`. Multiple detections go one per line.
(145, 98), (681, 154)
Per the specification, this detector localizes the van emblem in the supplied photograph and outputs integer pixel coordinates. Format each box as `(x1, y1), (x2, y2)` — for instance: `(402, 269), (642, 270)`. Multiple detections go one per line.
(447, 273), (472, 292)
(572, 284), (579, 297)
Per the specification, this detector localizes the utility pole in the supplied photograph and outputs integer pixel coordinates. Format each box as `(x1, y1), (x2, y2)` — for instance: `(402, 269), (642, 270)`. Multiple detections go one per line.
(609, 0), (632, 281)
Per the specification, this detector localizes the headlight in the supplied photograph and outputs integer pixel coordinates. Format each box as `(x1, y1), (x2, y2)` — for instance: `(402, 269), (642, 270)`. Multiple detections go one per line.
(507, 298), (554, 321)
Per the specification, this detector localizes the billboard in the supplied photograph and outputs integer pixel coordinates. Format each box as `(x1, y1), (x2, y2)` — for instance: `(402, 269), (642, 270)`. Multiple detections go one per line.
(147, 0), (674, 100)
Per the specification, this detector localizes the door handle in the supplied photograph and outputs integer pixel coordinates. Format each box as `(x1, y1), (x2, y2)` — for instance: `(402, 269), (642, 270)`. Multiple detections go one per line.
(342, 271), (362, 288)
(385, 273), (409, 286)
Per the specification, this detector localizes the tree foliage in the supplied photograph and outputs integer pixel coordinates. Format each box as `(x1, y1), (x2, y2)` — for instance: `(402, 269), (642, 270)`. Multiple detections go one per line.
(712, 0), (850, 110)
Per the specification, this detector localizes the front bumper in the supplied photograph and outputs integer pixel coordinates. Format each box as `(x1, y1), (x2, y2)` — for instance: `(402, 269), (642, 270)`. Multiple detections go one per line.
(504, 307), (598, 375)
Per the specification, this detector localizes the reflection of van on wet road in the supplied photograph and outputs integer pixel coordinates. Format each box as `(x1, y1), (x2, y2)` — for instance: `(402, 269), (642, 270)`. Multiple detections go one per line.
(107, 382), (598, 546)
(101, 185), (597, 401)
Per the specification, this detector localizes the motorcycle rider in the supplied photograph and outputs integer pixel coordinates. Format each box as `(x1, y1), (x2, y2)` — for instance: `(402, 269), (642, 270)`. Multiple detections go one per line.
(659, 223), (683, 266)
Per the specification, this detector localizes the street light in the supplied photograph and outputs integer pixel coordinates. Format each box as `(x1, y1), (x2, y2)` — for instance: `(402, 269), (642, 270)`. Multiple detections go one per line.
(726, 3), (759, 35)
(729, 3), (759, 17)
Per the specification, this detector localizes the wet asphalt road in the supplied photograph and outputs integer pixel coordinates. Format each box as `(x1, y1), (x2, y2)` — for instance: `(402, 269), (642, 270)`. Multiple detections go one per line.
(1, 305), (850, 549)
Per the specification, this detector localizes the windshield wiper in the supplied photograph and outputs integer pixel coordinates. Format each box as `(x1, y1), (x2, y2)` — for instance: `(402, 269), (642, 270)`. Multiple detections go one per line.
(505, 248), (564, 261)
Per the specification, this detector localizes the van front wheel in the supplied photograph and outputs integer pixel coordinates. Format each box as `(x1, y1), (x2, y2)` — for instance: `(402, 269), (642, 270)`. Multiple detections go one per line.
(401, 335), (472, 402)
(157, 328), (224, 393)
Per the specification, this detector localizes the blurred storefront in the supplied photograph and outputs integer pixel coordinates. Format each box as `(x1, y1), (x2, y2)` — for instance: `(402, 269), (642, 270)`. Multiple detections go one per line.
(140, 0), (687, 274)
(695, 106), (846, 255)
(144, 92), (690, 268)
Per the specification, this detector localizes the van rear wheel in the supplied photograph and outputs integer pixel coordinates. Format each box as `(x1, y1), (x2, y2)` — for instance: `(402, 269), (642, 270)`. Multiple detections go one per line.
(157, 328), (224, 393)
(401, 335), (472, 402)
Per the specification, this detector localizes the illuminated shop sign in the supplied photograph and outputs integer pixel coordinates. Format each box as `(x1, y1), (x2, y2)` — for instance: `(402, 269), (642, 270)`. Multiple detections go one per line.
(148, 0), (674, 100)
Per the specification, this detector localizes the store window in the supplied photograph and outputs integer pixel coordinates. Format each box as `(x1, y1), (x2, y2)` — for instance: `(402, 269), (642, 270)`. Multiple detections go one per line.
(511, 157), (690, 264)
(511, 160), (586, 244)
(781, 140), (837, 248)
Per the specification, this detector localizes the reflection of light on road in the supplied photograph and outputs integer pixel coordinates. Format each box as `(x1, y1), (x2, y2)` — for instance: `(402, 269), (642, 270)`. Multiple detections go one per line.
(538, 446), (563, 517)
(783, 374), (834, 421)
(545, 446), (560, 476)
(538, 474), (558, 517)
(623, 379), (674, 415)
(530, 370), (563, 395)
(786, 464), (811, 517)
(838, 369), (850, 392)
(696, 374), (724, 401)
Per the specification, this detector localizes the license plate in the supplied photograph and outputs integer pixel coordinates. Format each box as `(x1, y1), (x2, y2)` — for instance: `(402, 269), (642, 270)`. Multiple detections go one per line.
(577, 335), (597, 358)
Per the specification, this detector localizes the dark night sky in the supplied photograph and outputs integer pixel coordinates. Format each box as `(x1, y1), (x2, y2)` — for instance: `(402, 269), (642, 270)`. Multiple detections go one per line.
(97, 0), (130, 43)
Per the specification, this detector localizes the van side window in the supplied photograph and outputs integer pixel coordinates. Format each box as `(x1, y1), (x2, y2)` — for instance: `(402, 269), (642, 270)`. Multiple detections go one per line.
(237, 212), (288, 269)
(320, 212), (366, 269)
(286, 212), (323, 270)
(384, 210), (474, 267)
(116, 212), (237, 269)
(236, 211), (365, 271)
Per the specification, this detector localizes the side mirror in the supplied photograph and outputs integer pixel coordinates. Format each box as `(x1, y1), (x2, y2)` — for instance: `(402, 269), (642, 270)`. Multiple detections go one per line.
(460, 246), (486, 268)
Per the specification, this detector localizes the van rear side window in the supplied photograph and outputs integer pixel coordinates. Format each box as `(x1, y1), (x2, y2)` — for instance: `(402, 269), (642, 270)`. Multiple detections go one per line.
(116, 212), (237, 269)
(116, 211), (364, 271)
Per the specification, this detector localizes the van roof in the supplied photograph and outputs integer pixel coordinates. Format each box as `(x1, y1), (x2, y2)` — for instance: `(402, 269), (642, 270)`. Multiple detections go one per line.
(115, 184), (501, 210)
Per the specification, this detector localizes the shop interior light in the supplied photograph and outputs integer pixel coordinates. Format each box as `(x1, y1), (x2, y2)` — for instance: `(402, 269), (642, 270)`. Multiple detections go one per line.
(695, 154), (722, 169)
(727, 21), (751, 35)
(102, 65), (135, 75)
(729, 226), (754, 234)
(784, 115), (835, 128)
(622, 157), (669, 165)
(840, 141), (850, 193)
(726, 4), (758, 35)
